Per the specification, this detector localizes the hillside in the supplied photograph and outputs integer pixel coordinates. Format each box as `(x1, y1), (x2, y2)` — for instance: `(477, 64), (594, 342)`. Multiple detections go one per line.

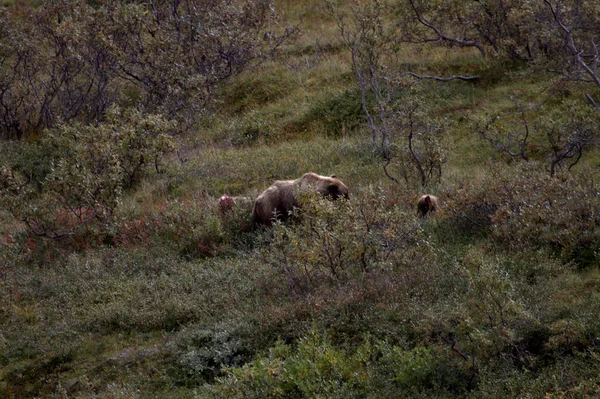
(1, 0), (600, 398)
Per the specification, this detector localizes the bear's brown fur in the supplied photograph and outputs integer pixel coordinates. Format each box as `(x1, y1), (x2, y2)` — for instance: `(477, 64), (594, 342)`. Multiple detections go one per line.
(252, 172), (350, 226)
(218, 195), (236, 214)
(218, 194), (253, 214)
(417, 194), (439, 217)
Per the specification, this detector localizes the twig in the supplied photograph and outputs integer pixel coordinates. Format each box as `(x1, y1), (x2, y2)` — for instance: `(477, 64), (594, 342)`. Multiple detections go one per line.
(402, 71), (480, 81)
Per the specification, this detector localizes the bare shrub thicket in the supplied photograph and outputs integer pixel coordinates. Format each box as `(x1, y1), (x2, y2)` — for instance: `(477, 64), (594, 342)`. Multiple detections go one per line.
(540, 0), (600, 106)
(0, 0), (278, 139)
(326, 1), (458, 187)
(327, 0), (600, 186)
(396, 0), (536, 61)
(477, 98), (599, 177)
(396, 0), (600, 104)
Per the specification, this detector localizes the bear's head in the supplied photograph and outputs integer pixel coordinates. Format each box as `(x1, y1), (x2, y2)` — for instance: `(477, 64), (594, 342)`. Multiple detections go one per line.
(322, 175), (350, 201)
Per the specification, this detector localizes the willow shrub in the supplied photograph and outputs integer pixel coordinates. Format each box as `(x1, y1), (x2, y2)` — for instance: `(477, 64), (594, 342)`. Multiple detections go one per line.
(258, 186), (435, 296)
(0, 107), (177, 241)
(490, 167), (600, 267)
(0, 0), (276, 139)
(201, 330), (471, 399)
(441, 163), (599, 266)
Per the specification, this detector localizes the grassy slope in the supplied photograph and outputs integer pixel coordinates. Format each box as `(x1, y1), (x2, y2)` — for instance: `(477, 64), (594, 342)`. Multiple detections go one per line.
(1, 1), (600, 398)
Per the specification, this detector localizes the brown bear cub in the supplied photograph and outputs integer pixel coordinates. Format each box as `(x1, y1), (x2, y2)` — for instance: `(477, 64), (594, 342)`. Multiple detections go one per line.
(218, 195), (236, 214)
(417, 194), (439, 217)
(218, 195), (253, 214)
(252, 173), (350, 226)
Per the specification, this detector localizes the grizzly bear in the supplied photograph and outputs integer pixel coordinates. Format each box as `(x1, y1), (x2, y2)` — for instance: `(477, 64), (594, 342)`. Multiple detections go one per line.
(218, 194), (253, 214)
(417, 194), (439, 217)
(252, 172), (350, 226)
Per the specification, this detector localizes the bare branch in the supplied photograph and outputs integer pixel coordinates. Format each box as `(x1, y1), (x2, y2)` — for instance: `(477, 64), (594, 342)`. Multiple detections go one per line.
(547, 121), (596, 177)
(585, 92), (599, 109)
(407, 109), (426, 186)
(477, 99), (531, 162)
(543, 0), (600, 97)
(402, 71), (480, 82)
(406, 0), (486, 58)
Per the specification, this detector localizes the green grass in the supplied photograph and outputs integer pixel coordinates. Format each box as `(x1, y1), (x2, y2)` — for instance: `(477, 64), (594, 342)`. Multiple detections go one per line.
(2, 0), (600, 397)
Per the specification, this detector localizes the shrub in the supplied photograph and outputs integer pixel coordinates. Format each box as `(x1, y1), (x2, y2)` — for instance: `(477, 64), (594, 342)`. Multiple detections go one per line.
(0, 107), (177, 240)
(487, 166), (600, 265)
(217, 199), (256, 249)
(476, 98), (599, 177)
(201, 330), (474, 398)
(172, 321), (257, 384)
(389, 100), (449, 187)
(374, 341), (471, 397)
(439, 164), (600, 265)
(200, 331), (372, 399)
(117, 197), (221, 258)
(0, 0), (277, 138)
(258, 186), (430, 295)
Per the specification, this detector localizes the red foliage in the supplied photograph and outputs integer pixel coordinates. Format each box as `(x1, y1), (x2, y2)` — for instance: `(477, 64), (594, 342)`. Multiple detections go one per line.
(117, 216), (152, 248)
(23, 237), (36, 254)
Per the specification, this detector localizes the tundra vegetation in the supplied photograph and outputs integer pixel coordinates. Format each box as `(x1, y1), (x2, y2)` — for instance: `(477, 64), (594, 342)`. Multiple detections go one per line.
(1, 0), (599, 398)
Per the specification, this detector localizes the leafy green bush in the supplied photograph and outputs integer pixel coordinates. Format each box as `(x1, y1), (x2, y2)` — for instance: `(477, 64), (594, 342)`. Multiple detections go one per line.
(169, 318), (300, 386)
(201, 330), (474, 399)
(173, 322), (257, 384)
(374, 341), (472, 397)
(259, 186), (430, 295)
(0, 107), (177, 240)
(438, 164), (600, 266)
(200, 331), (372, 399)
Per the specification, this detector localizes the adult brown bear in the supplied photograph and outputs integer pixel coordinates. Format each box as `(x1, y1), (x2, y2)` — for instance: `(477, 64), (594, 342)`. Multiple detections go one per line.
(252, 173), (350, 226)
(417, 194), (439, 217)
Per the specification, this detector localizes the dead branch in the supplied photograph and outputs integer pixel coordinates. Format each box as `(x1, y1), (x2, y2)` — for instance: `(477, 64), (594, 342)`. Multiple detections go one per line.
(406, 0), (487, 58)
(402, 71), (480, 82)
